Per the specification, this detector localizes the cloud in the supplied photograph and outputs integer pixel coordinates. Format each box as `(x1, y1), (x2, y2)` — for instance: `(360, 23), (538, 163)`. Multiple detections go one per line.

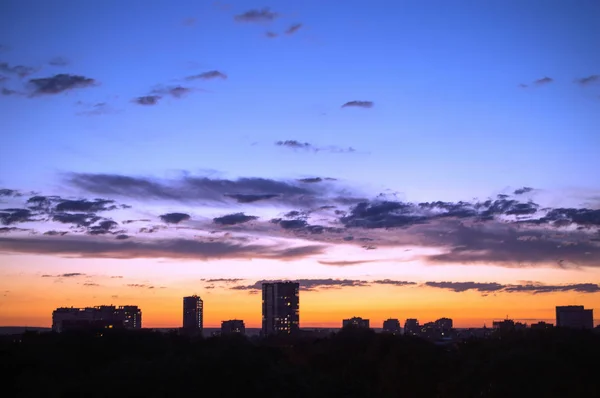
(134, 95), (161, 105)
(424, 281), (505, 293)
(285, 24), (303, 35)
(232, 278), (417, 293)
(0, 62), (36, 77)
(234, 8), (278, 23)
(0, 189), (21, 197)
(1, 87), (21, 96)
(0, 209), (34, 225)
(182, 17), (197, 26)
(87, 220), (119, 235)
(186, 70), (227, 80)
(318, 260), (384, 266)
(514, 187), (534, 195)
(275, 140), (356, 154)
(76, 102), (116, 116)
(126, 284), (155, 289)
(41, 273), (86, 278)
(29, 74), (96, 95)
(151, 85), (194, 98)
(55, 199), (116, 212)
(52, 213), (101, 227)
(574, 75), (599, 86)
(265, 31), (278, 38)
(0, 237), (326, 261)
(201, 278), (244, 283)
(425, 281), (600, 294)
(534, 77), (553, 86)
(43, 230), (68, 236)
(159, 213), (191, 224)
(224, 194), (280, 203)
(48, 57), (69, 67)
(83, 283), (99, 287)
(0, 227), (29, 234)
(342, 101), (374, 109)
(373, 279), (417, 287)
(214, 213), (258, 225)
(115, 234), (129, 240)
(298, 177), (336, 184)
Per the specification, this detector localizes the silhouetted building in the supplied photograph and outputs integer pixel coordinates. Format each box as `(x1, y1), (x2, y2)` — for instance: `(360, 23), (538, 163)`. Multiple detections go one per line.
(531, 321), (554, 330)
(404, 318), (420, 336)
(382, 318), (401, 334)
(556, 306), (593, 329)
(435, 317), (453, 331)
(221, 319), (245, 335)
(52, 305), (142, 332)
(262, 282), (299, 336)
(492, 319), (515, 332)
(182, 295), (203, 332)
(343, 317), (370, 329)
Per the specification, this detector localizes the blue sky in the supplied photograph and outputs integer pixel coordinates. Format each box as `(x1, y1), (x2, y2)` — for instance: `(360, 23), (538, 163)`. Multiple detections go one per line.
(1, 0), (599, 202)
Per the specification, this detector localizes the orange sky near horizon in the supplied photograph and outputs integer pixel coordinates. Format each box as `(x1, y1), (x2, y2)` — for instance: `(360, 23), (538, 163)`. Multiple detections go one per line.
(1, 253), (599, 329)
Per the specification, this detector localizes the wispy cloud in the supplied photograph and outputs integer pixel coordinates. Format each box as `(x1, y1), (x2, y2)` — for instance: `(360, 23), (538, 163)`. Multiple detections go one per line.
(341, 100), (374, 109)
(186, 70), (227, 81)
(575, 75), (599, 86)
(48, 57), (69, 67)
(29, 74), (96, 95)
(425, 281), (600, 294)
(133, 95), (161, 105)
(285, 24), (303, 35)
(0, 62), (36, 77)
(41, 273), (86, 278)
(275, 140), (356, 153)
(534, 77), (553, 86)
(234, 8), (278, 23)
(214, 213), (258, 225)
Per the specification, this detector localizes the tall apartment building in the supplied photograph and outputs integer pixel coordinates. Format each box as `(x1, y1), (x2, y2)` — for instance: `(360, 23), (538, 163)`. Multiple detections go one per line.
(382, 318), (402, 334)
(556, 306), (593, 329)
(183, 295), (204, 332)
(262, 282), (299, 336)
(404, 319), (420, 336)
(343, 317), (370, 329)
(52, 305), (142, 332)
(221, 319), (245, 335)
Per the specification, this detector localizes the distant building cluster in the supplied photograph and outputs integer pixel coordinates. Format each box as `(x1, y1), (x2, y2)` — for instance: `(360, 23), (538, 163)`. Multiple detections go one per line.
(50, 285), (595, 339)
(52, 305), (141, 332)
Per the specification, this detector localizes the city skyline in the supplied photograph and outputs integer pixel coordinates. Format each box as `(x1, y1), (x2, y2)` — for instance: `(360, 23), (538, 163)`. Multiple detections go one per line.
(1, 0), (599, 328)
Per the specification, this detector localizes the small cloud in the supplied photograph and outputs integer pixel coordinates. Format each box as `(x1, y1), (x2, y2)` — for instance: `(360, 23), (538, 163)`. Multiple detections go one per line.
(234, 8), (278, 23)
(29, 74), (96, 95)
(43, 230), (68, 236)
(115, 234), (129, 240)
(265, 31), (278, 38)
(285, 24), (303, 35)
(48, 57), (69, 67)
(111, 295), (118, 298)
(534, 77), (553, 86)
(186, 70), (227, 81)
(518, 83), (528, 88)
(77, 102), (116, 117)
(341, 100), (374, 109)
(1, 87), (21, 96)
(55, 199), (115, 212)
(224, 194), (279, 203)
(276, 140), (313, 150)
(214, 213), (258, 226)
(159, 212), (191, 224)
(126, 284), (155, 289)
(202, 278), (244, 284)
(83, 283), (99, 287)
(575, 75), (599, 86)
(514, 187), (534, 195)
(151, 85), (194, 98)
(134, 95), (161, 105)
(42, 273), (86, 278)
(0, 189), (21, 197)
(111, 276), (123, 278)
(0, 62), (36, 77)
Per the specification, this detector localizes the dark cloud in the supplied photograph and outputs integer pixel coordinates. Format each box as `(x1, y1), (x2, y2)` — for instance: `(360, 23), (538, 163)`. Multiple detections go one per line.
(341, 201), (426, 229)
(0, 62), (36, 77)
(182, 17), (197, 26)
(0, 208), (34, 225)
(115, 234), (129, 240)
(574, 75), (599, 86)
(424, 281), (505, 293)
(285, 24), (303, 35)
(298, 177), (327, 183)
(159, 213), (190, 224)
(43, 230), (68, 236)
(29, 74), (96, 95)
(318, 260), (382, 266)
(373, 279), (417, 287)
(201, 278), (244, 283)
(224, 194), (280, 203)
(52, 213), (101, 227)
(514, 187), (534, 195)
(274, 218), (308, 229)
(76, 102), (115, 116)
(65, 173), (330, 207)
(42, 273), (86, 278)
(0, 227), (29, 234)
(214, 213), (258, 225)
(151, 85), (194, 98)
(134, 95), (161, 105)
(87, 220), (119, 235)
(425, 281), (600, 294)
(341, 101), (374, 109)
(126, 284), (154, 289)
(0, 237), (326, 261)
(534, 77), (553, 86)
(186, 70), (227, 80)
(55, 199), (116, 212)
(265, 31), (278, 38)
(48, 57), (69, 67)
(234, 8), (278, 23)
(0, 189), (21, 197)
(276, 140), (312, 150)
(83, 283), (99, 287)
(232, 278), (418, 293)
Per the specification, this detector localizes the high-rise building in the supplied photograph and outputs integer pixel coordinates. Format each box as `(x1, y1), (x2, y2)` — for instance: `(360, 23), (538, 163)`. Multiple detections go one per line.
(435, 318), (453, 331)
(556, 306), (593, 329)
(51, 305), (142, 332)
(404, 319), (420, 336)
(382, 318), (401, 334)
(531, 321), (554, 330)
(262, 282), (299, 336)
(343, 317), (370, 328)
(183, 295), (203, 332)
(221, 319), (245, 335)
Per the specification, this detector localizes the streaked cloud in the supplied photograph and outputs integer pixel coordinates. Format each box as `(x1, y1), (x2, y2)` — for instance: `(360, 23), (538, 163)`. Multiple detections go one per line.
(575, 75), (599, 86)
(341, 100), (374, 109)
(234, 8), (278, 23)
(29, 74), (96, 95)
(285, 24), (303, 35)
(186, 70), (227, 80)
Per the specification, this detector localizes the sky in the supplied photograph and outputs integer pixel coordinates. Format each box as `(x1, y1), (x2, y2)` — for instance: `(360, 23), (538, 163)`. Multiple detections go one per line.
(1, 0), (599, 329)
